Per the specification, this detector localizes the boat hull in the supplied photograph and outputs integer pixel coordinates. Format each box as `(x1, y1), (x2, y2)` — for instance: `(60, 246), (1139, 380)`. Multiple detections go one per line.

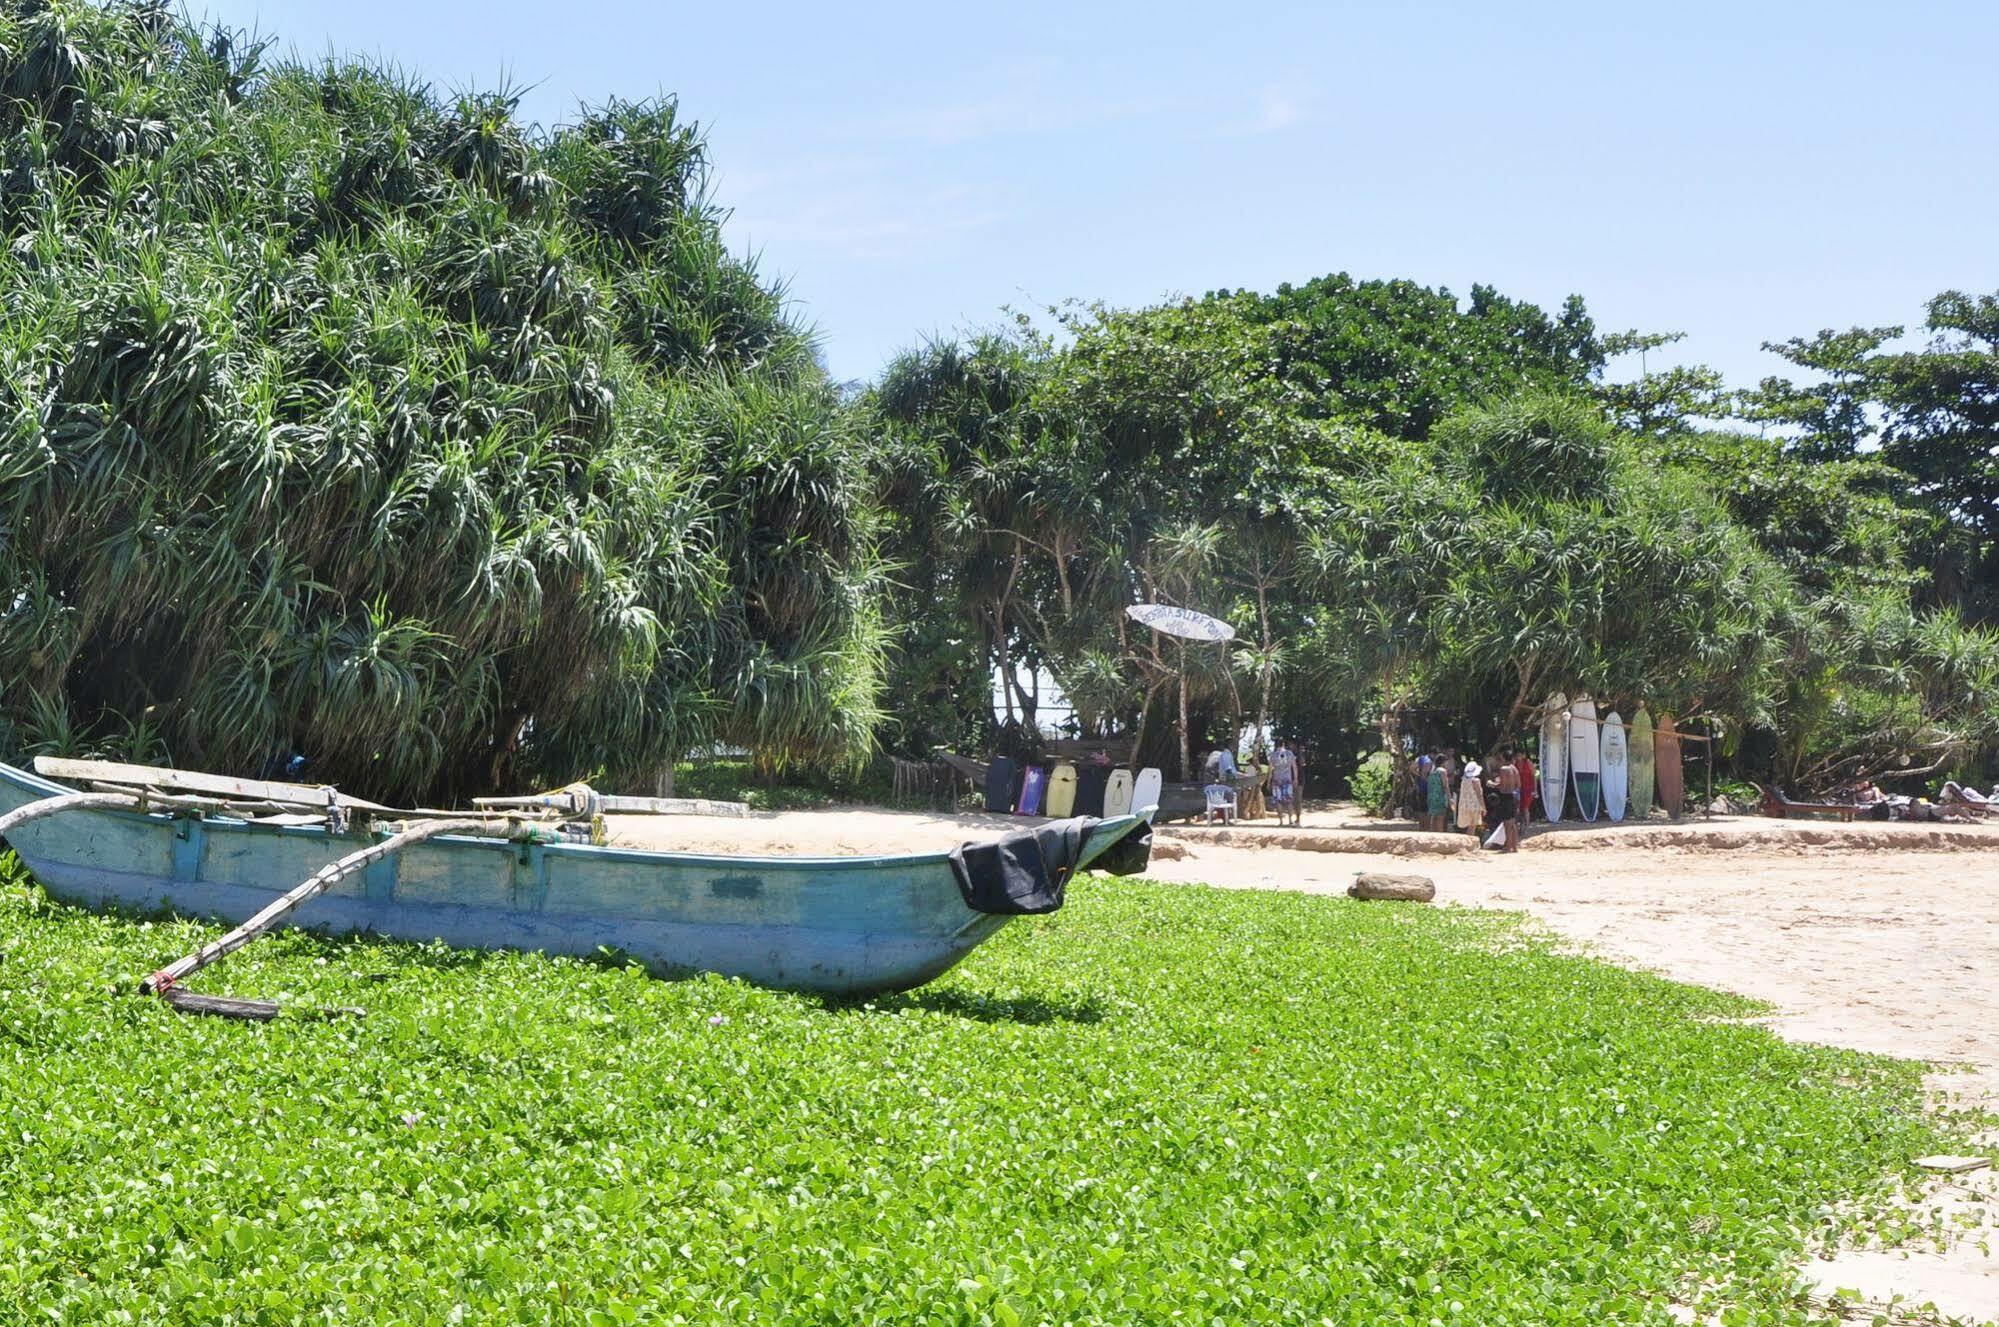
(0, 764), (1148, 996)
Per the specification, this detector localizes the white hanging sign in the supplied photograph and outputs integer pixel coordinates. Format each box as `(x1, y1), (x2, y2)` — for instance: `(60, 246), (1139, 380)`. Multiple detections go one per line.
(1125, 603), (1236, 642)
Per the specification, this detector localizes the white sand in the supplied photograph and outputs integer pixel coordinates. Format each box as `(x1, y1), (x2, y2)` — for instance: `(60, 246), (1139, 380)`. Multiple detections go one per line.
(610, 800), (1999, 1318)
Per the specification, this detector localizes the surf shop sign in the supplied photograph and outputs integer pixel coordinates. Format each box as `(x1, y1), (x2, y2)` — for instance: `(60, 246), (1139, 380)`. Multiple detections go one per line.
(1125, 603), (1236, 642)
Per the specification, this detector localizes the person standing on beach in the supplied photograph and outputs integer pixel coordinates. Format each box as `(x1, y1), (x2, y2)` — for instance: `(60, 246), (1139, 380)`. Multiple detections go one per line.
(1204, 743), (1238, 785)
(1456, 756), (1486, 835)
(1270, 739), (1301, 827)
(1488, 747), (1521, 852)
(1425, 756), (1449, 832)
(1513, 746), (1537, 830)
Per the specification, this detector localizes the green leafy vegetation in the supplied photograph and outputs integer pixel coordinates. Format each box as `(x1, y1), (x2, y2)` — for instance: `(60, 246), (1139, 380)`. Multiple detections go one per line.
(671, 756), (887, 811)
(0, 1), (883, 803)
(0, 854), (1949, 1324)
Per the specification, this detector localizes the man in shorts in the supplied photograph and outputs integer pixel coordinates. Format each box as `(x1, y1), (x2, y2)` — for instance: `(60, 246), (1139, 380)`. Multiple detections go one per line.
(1487, 746), (1521, 852)
(1269, 740), (1300, 826)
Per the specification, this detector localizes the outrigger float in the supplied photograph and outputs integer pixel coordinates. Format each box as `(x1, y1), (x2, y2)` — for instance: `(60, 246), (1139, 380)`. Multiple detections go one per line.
(0, 759), (1153, 1008)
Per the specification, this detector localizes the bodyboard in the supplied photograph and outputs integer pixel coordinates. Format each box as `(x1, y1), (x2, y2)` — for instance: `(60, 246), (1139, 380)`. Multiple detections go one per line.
(1103, 769), (1135, 817)
(1075, 764), (1112, 817)
(1016, 765), (1047, 816)
(983, 756), (1017, 814)
(1132, 767), (1164, 814)
(1045, 762), (1078, 818)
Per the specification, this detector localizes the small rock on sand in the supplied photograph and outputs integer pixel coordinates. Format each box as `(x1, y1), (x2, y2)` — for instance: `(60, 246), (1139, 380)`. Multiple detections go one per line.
(1348, 872), (1436, 902)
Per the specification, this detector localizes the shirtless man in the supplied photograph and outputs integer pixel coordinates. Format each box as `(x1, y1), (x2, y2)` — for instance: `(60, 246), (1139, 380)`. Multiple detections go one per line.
(1487, 747), (1522, 853)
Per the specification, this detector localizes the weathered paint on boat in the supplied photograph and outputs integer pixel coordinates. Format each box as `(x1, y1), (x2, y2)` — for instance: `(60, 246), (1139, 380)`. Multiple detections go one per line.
(0, 763), (1150, 995)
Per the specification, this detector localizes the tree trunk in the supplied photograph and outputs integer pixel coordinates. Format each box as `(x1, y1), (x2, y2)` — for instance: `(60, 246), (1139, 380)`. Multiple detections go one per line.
(993, 610), (1017, 724)
(1378, 701), (1403, 813)
(1130, 677), (1166, 770)
(1254, 579), (1274, 758)
(1490, 654), (1540, 764)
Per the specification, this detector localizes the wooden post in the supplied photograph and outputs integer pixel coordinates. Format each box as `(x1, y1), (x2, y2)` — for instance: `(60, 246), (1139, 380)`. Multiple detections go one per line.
(141, 817), (516, 995)
(1177, 640), (1191, 782)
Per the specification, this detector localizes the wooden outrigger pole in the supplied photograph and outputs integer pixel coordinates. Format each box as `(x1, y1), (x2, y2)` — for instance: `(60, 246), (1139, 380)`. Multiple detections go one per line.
(141, 816), (536, 1005)
(1, 786), (539, 1019)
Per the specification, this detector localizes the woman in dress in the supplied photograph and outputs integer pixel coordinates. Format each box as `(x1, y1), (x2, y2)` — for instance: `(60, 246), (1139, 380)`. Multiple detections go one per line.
(1425, 756), (1449, 831)
(1456, 757), (1486, 835)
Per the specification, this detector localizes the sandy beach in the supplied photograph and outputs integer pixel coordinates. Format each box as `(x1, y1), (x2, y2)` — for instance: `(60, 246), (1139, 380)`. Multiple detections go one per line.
(612, 801), (1999, 1319)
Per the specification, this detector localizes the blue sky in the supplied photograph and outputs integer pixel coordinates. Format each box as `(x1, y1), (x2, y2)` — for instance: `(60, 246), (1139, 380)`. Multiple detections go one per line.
(195, 0), (1995, 390)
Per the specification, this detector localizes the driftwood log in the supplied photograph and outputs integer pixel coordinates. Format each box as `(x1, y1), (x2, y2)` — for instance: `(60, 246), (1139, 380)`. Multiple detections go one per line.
(1348, 872), (1436, 902)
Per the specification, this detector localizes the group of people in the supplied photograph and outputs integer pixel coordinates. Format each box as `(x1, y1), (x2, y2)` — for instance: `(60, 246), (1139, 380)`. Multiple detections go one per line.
(1417, 746), (1537, 852)
(1202, 739), (1303, 827)
(1860, 778), (1999, 821)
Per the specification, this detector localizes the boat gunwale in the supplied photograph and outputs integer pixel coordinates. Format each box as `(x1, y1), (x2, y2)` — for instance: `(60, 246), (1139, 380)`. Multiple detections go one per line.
(0, 762), (1151, 874)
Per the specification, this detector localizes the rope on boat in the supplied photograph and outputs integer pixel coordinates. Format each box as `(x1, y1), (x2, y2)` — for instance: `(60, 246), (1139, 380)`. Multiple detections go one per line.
(141, 816), (528, 996)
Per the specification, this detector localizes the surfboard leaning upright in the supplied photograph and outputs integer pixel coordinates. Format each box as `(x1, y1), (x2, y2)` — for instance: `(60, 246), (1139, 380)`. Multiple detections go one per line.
(1628, 708), (1656, 821)
(1600, 711), (1628, 822)
(1539, 693), (1569, 823)
(1655, 714), (1685, 818)
(1569, 696), (1601, 822)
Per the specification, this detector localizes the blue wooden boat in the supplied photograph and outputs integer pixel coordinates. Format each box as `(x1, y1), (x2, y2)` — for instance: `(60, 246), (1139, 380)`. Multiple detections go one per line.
(0, 761), (1152, 995)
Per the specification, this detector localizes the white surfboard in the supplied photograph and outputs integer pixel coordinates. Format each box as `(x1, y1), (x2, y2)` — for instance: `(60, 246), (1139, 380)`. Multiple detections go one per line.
(1569, 695), (1601, 822)
(1103, 768), (1135, 817)
(1132, 767), (1163, 815)
(1600, 711), (1628, 822)
(1539, 693), (1569, 822)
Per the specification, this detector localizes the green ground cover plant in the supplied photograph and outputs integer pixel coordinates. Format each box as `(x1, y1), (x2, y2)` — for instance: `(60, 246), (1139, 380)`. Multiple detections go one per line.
(0, 855), (1949, 1325)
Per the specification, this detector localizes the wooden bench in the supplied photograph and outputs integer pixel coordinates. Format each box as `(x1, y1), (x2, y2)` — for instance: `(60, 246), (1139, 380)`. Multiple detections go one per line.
(1756, 783), (1856, 822)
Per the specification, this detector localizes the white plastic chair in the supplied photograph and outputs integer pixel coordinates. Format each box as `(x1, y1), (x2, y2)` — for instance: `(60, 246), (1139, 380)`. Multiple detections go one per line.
(1204, 784), (1238, 824)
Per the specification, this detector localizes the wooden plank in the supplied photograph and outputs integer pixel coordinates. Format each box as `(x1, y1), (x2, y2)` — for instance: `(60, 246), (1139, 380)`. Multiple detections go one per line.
(1912, 1154), (1991, 1174)
(599, 794), (749, 819)
(159, 989), (279, 1020)
(158, 989), (366, 1021)
(33, 757), (393, 812)
(475, 790), (749, 818)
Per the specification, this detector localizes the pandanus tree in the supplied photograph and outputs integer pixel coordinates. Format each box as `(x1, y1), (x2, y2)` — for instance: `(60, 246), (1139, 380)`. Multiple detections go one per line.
(0, 1), (884, 802)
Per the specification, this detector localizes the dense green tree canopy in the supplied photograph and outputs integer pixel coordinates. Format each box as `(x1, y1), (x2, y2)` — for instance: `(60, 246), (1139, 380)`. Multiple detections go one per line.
(1744, 290), (1999, 620)
(0, 1), (884, 801)
(869, 286), (1999, 793)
